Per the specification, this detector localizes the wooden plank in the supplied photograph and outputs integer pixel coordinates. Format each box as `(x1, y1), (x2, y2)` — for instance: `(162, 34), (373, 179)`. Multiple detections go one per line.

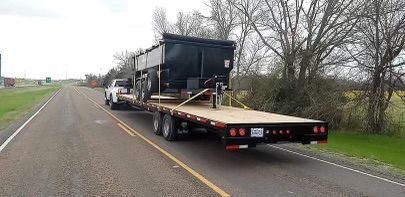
(119, 94), (323, 124)
(153, 102), (321, 124)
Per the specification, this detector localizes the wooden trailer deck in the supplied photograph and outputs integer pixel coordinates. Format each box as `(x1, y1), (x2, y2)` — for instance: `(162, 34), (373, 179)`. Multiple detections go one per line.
(119, 94), (322, 125)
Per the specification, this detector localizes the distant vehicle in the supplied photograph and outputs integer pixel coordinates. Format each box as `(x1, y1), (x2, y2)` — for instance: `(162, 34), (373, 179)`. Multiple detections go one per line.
(104, 79), (132, 109)
(4, 78), (15, 87)
(107, 34), (328, 150)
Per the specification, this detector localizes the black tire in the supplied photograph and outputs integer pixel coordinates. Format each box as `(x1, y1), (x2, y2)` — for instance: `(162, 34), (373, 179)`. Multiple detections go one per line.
(109, 94), (118, 110)
(162, 114), (178, 141)
(104, 93), (109, 105)
(152, 112), (163, 135)
(142, 69), (158, 102)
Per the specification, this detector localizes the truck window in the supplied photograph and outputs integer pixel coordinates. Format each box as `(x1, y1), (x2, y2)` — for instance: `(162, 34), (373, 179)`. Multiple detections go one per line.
(115, 81), (128, 87)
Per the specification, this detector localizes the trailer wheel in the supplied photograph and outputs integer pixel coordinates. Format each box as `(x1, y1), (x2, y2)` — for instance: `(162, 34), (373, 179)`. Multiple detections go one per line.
(152, 112), (163, 135)
(109, 94), (118, 110)
(162, 114), (178, 141)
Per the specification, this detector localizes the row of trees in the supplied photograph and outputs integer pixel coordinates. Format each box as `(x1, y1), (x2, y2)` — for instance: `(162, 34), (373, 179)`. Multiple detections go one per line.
(89, 0), (405, 134)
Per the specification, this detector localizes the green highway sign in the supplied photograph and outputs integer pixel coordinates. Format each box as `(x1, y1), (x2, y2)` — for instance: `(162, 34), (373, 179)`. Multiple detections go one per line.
(46, 77), (51, 83)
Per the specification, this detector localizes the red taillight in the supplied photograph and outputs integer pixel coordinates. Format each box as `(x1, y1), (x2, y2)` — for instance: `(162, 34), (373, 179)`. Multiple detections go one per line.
(230, 128), (237, 137)
(313, 126), (319, 134)
(320, 126), (326, 133)
(239, 128), (246, 136)
(286, 130), (290, 134)
(272, 130), (277, 135)
(216, 122), (226, 129)
(279, 130), (284, 135)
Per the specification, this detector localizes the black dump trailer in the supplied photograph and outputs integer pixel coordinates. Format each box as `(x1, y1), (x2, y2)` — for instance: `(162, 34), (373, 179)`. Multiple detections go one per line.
(134, 33), (236, 102)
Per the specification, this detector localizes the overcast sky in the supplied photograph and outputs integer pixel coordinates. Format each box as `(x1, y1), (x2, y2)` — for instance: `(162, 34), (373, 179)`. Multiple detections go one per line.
(0, 0), (209, 80)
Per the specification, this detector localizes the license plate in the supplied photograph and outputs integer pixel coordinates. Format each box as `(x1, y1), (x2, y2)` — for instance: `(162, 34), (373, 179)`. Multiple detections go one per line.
(251, 128), (264, 137)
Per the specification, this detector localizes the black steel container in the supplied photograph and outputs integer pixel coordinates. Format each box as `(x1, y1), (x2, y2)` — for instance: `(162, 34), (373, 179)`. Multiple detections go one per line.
(135, 33), (236, 91)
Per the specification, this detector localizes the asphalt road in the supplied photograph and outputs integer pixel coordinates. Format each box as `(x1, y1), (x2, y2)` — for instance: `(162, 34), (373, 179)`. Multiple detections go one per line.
(0, 86), (404, 196)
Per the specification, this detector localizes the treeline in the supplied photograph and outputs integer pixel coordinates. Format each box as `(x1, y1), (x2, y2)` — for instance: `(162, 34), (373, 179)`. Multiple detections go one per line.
(87, 0), (405, 134)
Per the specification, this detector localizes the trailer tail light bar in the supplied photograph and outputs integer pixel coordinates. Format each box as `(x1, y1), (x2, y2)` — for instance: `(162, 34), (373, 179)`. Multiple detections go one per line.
(313, 126), (327, 134)
(228, 128), (248, 137)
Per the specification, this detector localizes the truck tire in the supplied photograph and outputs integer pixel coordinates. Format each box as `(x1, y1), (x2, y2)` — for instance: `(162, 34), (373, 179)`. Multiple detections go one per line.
(152, 112), (163, 135)
(104, 93), (109, 105)
(162, 114), (178, 141)
(109, 94), (118, 110)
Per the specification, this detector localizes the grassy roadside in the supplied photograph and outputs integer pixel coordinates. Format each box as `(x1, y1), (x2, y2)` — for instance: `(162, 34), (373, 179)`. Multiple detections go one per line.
(315, 131), (405, 171)
(93, 87), (104, 93)
(0, 86), (60, 130)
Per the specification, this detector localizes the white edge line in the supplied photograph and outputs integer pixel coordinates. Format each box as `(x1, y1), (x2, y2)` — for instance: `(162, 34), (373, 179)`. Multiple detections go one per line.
(267, 144), (405, 187)
(0, 89), (61, 153)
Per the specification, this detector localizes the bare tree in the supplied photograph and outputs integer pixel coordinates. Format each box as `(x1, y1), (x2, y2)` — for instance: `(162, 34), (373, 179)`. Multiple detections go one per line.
(232, 0), (363, 112)
(152, 7), (171, 40)
(113, 50), (135, 79)
(208, 0), (238, 40)
(349, 0), (405, 133)
(174, 11), (213, 38)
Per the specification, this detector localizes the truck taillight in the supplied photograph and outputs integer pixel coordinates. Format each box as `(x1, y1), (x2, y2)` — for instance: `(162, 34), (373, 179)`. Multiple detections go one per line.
(239, 128), (246, 136)
(279, 130), (284, 134)
(230, 128), (237, 137)
(320, 126), (326, 133)
(272, 130), (277, 135)
(286, 129), (290, 134)
(313, 126), (319, 134)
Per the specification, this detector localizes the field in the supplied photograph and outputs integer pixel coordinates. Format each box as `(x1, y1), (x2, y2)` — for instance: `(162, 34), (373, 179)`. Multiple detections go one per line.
(316, 132), (405, 171)
(0, 86), (60, 130)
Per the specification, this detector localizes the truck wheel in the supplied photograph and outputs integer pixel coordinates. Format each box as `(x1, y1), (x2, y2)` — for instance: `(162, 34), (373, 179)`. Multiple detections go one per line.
(109, 94), (118, 110)
(104, 93), (109, 105)
(152, 112), (163, 135)
(162, 114), (178, 141)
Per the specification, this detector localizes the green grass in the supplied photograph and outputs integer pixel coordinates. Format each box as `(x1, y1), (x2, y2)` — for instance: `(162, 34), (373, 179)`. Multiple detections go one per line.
(93, 87), (105, 93)
(317, 131), (405, 171)
(0, 86), (60, 130)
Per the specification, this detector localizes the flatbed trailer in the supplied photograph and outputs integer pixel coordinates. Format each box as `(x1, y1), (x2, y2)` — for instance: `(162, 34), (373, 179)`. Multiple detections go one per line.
(117, 94), (328, 150)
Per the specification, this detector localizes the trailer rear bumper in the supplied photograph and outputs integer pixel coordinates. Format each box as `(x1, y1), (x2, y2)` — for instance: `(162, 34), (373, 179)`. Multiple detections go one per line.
(224, 133), (328, 148)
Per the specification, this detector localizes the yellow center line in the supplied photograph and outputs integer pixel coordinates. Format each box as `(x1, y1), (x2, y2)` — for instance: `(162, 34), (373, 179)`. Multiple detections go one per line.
(117, 123), (136, 137)
(73, 86), (230, 197)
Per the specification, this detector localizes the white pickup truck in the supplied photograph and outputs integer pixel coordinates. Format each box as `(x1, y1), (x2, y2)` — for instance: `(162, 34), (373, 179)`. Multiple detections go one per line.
(104, 79), (131, 110)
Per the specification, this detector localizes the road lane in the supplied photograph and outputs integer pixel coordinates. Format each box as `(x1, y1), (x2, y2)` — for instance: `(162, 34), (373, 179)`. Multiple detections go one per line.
(0, 86), (217, 196)
(80, 86), (405, 197)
